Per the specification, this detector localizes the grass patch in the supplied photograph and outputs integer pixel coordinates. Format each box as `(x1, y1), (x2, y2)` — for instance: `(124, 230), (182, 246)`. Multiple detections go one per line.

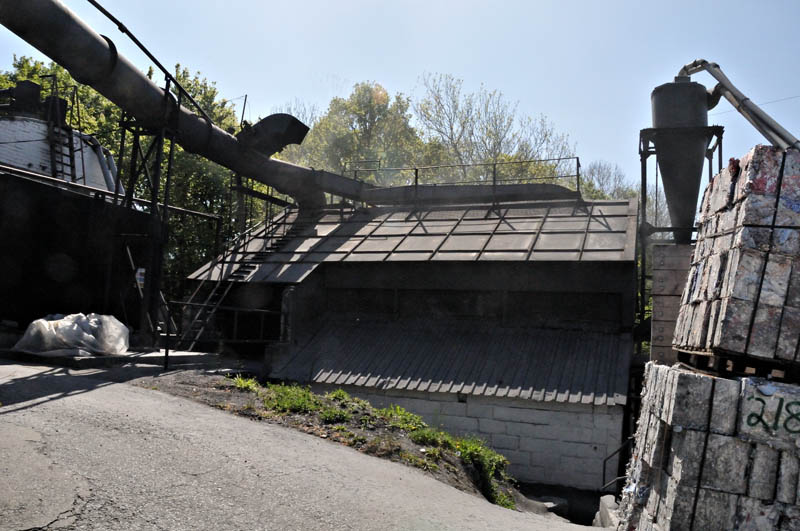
(325, 388), (351, 402)
(456, 436), (514, 508)
(422, 446), (442, 461)
(410, 428), (455, 450)
(211, 381), (516, 510)
(231, 374), (260, 393)
(409, 427), (515, 509)
(262, 383), (320, 414)
(320, 406), (352, 424)
(376, 404), (426, 432)
(494, 490), (516, 510)
(400, 451), (439, 472)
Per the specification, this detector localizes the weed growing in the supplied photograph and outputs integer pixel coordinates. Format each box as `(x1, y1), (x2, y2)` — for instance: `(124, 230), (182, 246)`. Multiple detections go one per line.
(411, 428), (515, 509)
(410, 428), (455, 450)
(320, 406), (352, 424)
(376, 404), (426, 432)
(230, 374), (260, 393)
(325, 388), (351, 402)
(456, 436), (513, 507)
(400, 451), (439, 472)
(262, 383), (320, 414)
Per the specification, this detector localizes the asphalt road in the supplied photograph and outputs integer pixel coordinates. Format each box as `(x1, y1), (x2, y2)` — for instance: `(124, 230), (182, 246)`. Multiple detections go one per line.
(0, 361), (585, 530)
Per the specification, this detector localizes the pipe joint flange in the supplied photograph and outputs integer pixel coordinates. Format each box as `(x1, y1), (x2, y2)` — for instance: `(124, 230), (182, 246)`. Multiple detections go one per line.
(72, 34), (118, 86)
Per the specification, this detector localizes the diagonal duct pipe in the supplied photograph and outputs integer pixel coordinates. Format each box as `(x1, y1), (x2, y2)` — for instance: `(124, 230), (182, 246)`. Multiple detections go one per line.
(0, 0), (371, 209)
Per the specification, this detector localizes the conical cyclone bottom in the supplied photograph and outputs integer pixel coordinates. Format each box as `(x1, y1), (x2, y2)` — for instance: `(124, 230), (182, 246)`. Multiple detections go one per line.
(655, 131), (711, 244)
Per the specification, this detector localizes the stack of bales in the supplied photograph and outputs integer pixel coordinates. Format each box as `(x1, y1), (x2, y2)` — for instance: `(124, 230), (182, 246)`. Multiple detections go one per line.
(673, 145), (800, 361)
(617, 363), (800, 530)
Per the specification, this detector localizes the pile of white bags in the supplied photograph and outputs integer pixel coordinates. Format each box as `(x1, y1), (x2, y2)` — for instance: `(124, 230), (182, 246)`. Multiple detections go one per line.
(14, 313), (129, 355)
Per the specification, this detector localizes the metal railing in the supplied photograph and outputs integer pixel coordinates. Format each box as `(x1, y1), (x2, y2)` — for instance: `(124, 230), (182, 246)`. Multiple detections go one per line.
(167, 205), (298, 349)
(601, 436), (634, 492)
(345, 156), (581, 193)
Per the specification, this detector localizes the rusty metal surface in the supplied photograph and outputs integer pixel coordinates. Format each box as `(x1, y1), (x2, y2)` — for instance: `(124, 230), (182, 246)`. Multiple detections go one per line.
(271, 321), (632, 406)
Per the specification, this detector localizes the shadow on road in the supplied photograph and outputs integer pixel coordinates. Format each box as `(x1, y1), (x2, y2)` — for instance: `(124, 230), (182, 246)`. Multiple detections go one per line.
(0, 360), (177, 414)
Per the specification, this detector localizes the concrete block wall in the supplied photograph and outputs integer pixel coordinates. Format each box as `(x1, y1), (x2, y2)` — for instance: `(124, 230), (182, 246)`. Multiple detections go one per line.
(674, 145), (800, 362)
(651, 244), (693, 364)
(618, 363), (800, 530)
(312, 383), (624, 490)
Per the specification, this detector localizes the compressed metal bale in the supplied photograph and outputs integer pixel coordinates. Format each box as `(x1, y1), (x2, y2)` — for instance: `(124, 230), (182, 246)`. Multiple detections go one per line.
(776, 452), (799, 505)
(711, 297), (755, 353)
(776, 306), (800, 361)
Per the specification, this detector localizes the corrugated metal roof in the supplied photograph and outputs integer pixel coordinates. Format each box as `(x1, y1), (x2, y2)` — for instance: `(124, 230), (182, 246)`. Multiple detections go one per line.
(192, 198), (638, 283)
(270, 322), (632, 406)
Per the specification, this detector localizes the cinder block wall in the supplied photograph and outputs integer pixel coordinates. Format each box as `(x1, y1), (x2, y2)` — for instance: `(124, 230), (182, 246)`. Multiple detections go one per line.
(313, 383), (623, 490)
(618, 363), (800, 530)
(651, 244), (693, 364)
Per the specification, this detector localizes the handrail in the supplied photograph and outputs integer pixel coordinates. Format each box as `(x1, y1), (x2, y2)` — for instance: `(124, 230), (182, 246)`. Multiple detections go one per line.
(0, 161), (221, 220)
(601, 436), (634, 492)
(180, 205), (296, 312)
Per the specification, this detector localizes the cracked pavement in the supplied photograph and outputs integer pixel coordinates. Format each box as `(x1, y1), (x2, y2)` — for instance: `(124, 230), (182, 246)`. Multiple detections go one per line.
(0, 361), (585, 530)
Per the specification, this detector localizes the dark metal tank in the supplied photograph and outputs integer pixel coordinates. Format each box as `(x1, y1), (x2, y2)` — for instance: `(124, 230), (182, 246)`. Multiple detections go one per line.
(651, 76), (711, 243)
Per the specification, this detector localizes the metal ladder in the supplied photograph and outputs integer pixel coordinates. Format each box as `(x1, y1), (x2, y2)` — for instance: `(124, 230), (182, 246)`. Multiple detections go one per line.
(48, 124), (76, 182)
(176, 206), (301, 350)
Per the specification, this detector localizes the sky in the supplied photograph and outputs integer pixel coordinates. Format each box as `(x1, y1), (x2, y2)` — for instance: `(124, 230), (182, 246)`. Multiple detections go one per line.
(2, 0), (799, 190)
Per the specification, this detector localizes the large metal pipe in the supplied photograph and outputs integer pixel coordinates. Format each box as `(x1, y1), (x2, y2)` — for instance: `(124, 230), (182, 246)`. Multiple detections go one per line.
(0, 0), (370, 209)
(679, 59), (800, 151)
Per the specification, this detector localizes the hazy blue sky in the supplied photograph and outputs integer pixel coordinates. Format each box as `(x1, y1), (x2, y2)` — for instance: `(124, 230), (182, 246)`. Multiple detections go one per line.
(2, 0), (799, 188)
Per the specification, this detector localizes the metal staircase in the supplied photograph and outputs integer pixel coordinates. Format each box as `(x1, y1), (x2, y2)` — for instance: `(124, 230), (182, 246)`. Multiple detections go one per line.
(175, 205), (316, 351)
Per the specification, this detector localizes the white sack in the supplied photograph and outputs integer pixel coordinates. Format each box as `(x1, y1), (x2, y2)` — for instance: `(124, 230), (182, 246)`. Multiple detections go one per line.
(14, 313), (129, 355)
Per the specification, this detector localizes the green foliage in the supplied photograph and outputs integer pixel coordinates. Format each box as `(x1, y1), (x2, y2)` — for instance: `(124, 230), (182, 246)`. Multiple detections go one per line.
(376, 404), (426, 432)
(230, 374), (260, 393)
(409, 428), (455, 450)
(457, 436), (509, 475)
(279, 82), (421, 186)
(456, 436), (514, 508)
(493, 490), (516, 510)
(262, 383), (320, 414)
(423, 447), (442, 461)
(399, 451), (439, 472)
(325, 388), (351, 402)
(581, 160), (638, 200)
(320, 406), (352, 424)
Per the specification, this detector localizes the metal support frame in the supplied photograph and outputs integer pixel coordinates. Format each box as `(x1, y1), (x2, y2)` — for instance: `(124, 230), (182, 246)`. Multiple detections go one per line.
(113, 76), (181, 359)
(636, 125), (724, 327)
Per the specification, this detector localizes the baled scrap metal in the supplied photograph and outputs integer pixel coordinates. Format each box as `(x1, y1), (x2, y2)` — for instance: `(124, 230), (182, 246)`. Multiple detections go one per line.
(674, 145), (800, 361)
(616, 363), (800, 530)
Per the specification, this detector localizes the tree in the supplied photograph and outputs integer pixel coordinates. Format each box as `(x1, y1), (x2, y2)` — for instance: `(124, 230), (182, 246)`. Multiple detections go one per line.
(414, 73), (574, 184)
(413, 74), (475, 173)
(278, 82), (421, 186)
(581, 160), (637, 200)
